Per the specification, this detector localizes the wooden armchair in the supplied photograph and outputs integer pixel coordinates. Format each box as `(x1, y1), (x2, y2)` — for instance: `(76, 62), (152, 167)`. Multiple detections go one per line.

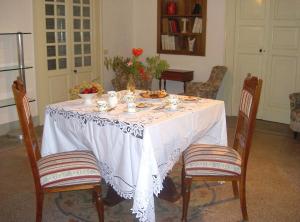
(181, 74), (262, 221)
(185, 66), (227, 99)
(12, 79), (104, 222)
(289, 92), (300, 139)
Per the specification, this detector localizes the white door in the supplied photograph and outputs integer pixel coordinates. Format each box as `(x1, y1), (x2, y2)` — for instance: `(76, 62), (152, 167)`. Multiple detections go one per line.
(263, 0), (300, 123)
(231, 0), (300, 123)
(33, 0), (101, 123)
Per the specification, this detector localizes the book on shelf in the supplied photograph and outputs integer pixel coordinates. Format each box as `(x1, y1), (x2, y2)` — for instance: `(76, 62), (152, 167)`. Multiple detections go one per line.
(168, 19), (180, 33)
(192, 17), (202, 33)
(162, 18), (169, 33)
(161, 35), (176, 51)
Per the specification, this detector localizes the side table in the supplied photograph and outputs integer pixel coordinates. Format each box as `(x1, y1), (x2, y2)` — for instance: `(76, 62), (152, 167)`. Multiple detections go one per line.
(159, 69), (194, 93)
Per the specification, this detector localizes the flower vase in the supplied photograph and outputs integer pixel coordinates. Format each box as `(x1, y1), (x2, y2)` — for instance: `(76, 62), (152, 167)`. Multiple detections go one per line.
(127, 75), (136, 93)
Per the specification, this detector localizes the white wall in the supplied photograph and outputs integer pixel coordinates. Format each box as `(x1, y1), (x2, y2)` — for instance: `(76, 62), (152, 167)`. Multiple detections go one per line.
(102, 0), (134, 91)
(0, 0), (37, 125)
(132, 0), (226, 94)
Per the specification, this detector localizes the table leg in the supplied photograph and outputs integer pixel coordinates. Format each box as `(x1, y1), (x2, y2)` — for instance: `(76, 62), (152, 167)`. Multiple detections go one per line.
(163, 80), (167, 91)
(159, 78), (162, 90)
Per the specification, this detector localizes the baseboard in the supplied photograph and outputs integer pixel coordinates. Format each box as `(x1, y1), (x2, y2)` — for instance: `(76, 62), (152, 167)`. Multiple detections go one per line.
(0, 116), (39, 136)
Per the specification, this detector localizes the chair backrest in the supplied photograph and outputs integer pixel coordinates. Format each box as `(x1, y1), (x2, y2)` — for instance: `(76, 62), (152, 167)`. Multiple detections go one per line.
(233, 74), (262, 176)
(12, 79), (42, 190)
(207, 66), (227, 89)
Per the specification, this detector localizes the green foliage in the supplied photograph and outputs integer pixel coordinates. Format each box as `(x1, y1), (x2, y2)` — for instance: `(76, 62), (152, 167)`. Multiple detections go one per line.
(104, 55), (169, 79)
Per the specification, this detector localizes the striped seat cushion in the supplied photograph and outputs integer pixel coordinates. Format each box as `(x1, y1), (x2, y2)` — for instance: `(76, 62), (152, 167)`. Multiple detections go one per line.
(183, 144), (241, 176)
(38, 150), (101, 188)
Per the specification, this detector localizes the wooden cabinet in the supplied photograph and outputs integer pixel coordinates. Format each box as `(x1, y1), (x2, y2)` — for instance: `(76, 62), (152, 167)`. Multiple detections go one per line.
(157, 0), (207, 56)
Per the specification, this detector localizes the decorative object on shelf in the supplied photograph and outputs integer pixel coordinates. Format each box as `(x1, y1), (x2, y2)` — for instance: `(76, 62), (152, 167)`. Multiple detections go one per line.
(181, 18), (188, 33)
(166, 0), (176, 15)
(104, 49), (169, 91)
(69, 79), (104, 100)
(188, 37), (196, 52)
(192, 1), (202, 14)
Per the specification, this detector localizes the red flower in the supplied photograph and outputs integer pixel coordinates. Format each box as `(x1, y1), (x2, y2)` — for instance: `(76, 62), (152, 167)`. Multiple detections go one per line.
(132, 48), (143, 57)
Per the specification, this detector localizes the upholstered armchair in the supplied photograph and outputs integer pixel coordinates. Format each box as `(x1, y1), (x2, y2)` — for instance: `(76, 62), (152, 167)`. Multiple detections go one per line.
(185, 66), (227, 99)
(289, 92), (300, 139)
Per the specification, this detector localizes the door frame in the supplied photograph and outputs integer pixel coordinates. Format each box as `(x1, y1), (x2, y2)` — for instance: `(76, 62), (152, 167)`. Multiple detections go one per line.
(33, 0), (103, 124)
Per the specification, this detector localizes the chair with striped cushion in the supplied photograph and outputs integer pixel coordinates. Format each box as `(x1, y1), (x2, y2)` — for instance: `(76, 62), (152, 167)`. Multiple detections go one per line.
(12, 79), (104, 222)
(181, 74), (262, 221)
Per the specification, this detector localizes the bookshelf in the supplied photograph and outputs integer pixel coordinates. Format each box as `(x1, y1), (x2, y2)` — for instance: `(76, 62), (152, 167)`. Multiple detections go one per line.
(157, 0), (207, 56)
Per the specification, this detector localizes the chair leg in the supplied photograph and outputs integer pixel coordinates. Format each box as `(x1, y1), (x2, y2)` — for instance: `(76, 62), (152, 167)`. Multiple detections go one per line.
(36, 191), (44, 222)
(294, 132), (298, 139)
(232, 181), (239, 198)
(239, 179), (248, 221)
(181, 163), (185, 196)
(94, 185), (104, 222)
(181, 177), (192, 222)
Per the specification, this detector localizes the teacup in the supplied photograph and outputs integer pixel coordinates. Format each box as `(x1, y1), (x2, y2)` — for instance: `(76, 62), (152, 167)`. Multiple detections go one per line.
(97, 100), (108, 112)
(168, 95), (180, 110)
(108, 90), (118, 108)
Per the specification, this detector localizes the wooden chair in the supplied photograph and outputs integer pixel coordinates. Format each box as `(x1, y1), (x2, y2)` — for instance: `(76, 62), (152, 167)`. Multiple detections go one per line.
(181, 75), (262, 221)
(12, 79), (104, 222)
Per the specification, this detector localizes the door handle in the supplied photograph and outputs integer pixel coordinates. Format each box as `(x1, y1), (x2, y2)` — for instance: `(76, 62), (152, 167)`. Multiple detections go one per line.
(74, 70), (77, 74)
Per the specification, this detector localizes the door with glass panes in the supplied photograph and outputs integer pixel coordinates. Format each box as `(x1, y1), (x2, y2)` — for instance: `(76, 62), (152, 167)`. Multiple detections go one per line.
(34, 0), (101, 123)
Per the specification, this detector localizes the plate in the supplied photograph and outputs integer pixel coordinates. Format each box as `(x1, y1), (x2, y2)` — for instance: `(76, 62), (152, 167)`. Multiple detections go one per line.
(140, 91), (168, 99)
(182, 96), (198, 102)
(136, 102), (153, 108)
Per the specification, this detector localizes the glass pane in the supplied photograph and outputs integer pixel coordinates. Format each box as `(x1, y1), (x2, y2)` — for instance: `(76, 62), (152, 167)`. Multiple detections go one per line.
(74, 32), (81, 42)
(75, 57), (82, 67)
(58, 58), (67, 69)
(46, 32), (55, 43)
(57, 32), (66, 43)
(47, 59), (56, 70)
(73, 0), (80, 3)
(83, 19), (90, 29)
(83, 0), (90, 4)
(73, 19), (81, 29)
(56, 5), (65, 16)
(57, 19), (65, 29)
(84, 44), (91, 54)
(74, 44), (82, 55)
(45, 4), (54, 16)
(83, 7), (90, 17)
(83, 32), (90, 42)
(73, 6), (81, 16)
(47, 46), (56, 57)
(84, 56), (91, 66)
(58, 45), (66, 56)
(46, 18), (55, 29)
(57, 0), (65, 2)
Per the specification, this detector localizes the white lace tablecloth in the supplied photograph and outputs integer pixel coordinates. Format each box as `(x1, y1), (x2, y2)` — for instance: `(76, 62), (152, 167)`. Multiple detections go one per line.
(41, 92), (227, 222)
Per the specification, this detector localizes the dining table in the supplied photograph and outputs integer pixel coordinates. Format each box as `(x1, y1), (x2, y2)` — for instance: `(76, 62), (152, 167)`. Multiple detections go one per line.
(41, 90), (227, 222)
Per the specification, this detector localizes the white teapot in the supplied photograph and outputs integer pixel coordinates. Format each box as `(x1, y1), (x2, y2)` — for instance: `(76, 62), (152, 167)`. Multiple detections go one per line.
(108, 91), (118, 108)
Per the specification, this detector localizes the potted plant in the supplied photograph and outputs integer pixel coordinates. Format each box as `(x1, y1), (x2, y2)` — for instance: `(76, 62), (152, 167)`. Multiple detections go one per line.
(104, 48), (169, 91)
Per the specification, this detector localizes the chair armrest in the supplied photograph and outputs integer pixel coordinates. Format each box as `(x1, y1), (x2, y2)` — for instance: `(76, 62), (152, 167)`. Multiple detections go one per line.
(289, 93), (300, 110)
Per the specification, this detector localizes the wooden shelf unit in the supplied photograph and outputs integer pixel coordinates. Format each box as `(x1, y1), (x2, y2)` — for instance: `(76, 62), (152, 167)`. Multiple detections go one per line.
(157, 0), (207, 56)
